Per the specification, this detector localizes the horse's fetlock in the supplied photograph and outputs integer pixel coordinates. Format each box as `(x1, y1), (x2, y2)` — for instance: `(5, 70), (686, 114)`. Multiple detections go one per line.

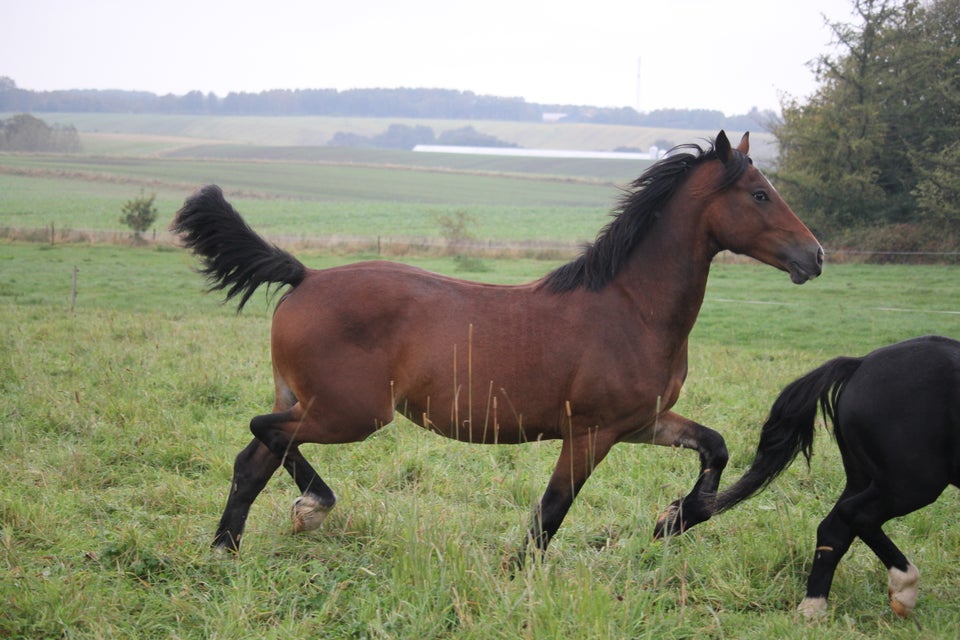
(888, 562), (919, 618)
(291, 492), (336, 533)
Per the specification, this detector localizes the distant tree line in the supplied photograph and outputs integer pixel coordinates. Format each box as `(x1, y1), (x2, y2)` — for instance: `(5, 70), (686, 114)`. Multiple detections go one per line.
(0, 113), (80, 152)
(0, 76), (775, 132)
(329, 124), (519, 150)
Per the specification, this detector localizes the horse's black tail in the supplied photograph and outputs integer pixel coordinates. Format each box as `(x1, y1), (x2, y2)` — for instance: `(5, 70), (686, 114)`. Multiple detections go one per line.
(171, 185), (306, 311)
(712, 355), (864, 515)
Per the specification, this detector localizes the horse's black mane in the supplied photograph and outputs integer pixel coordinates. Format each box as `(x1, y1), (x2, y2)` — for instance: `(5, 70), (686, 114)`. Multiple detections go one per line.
(540, 138), (750, 293)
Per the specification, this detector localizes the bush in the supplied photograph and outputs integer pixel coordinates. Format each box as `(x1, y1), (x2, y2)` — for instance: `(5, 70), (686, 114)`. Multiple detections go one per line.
(119, 189), (158, 242)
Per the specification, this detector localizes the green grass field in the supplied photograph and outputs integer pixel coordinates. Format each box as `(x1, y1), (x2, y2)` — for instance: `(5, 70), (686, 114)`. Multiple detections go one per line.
(2, 239), (959, 639)
(0, 141), (637, 246)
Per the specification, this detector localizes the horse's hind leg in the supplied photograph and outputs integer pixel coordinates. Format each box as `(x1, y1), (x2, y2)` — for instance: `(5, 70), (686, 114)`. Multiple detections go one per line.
(797, 488), (858, 618)
(850, 481), (945, 618)
(212, 432), (335, 551)
(858, 528), (918, 618)
(213, 438), (282, 552)
(800, 483), (924, 618)
(249, 408), (338, 534)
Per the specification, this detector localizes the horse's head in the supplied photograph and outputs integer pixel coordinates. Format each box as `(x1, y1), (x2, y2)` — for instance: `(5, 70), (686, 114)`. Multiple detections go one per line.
(702, 131), (823, 284)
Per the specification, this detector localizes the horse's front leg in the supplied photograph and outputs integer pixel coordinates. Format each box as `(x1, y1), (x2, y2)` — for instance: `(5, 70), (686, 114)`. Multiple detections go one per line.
(635, 410), (727, 538)
(510, 428), (618, 571)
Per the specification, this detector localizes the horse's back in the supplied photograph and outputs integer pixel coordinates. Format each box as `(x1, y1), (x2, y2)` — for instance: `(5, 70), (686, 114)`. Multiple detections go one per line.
(270, 260), (531, 367)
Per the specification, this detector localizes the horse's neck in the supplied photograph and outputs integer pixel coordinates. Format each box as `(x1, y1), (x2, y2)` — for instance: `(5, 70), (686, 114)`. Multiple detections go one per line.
(615, 201), (716, 339)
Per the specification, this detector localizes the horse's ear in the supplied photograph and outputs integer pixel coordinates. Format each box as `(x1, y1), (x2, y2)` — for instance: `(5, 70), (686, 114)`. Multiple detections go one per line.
(716, 130), (731, 163)
(737, 132), (750, 155)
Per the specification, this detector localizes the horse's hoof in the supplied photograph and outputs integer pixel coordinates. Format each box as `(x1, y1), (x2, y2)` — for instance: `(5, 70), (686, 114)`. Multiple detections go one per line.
(502, 554), (524, 579)
(888, 563), (919, 618)
(797, 597), (828, 619)
(291, 493), (335, 533)
(652, 502), (682, 539)
(211, 543), (239, 558)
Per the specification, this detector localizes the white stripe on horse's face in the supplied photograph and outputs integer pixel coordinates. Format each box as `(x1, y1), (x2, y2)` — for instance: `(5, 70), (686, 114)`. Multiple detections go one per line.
(758, 169), (780, 196)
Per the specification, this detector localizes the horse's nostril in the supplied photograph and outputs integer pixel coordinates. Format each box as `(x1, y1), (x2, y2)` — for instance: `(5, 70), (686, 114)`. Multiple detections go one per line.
(817, 247), (824, 266)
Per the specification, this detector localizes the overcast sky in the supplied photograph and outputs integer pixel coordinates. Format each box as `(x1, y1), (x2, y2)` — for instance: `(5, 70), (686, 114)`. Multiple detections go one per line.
(4, 0), (857, 115)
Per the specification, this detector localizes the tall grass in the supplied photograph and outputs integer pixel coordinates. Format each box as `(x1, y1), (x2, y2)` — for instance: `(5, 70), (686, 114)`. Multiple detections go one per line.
(2, 241), (959, 638)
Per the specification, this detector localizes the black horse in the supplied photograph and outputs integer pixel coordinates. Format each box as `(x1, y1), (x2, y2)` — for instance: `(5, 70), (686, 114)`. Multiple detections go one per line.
(708, 335), (960, 618)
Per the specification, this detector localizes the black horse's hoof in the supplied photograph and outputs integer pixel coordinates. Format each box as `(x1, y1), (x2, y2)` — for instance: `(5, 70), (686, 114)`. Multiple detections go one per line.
(653, 501), (684, 539)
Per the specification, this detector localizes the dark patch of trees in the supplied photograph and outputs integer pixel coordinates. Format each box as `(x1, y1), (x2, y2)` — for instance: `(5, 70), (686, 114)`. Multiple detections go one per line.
(0, 76), (775, 132)
(328, 124), (519, 150)
(773, 0), (960, 237)
(0, 113), (80, 152)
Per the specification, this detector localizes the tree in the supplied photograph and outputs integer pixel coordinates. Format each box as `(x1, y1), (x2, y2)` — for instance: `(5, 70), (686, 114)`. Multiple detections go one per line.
(120, 190), (159, 242)
(435, 210), (477, 250)
(904, 0), (960, 229)
(0, 113), (80, 152)
(773, 0), (960, 234)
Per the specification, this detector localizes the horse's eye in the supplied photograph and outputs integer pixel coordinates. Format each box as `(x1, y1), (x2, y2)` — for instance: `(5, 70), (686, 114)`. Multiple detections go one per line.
(752, 190), (769, 202)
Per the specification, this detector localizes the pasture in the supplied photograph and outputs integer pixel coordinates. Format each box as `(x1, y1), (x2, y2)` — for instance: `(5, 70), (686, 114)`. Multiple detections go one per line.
(3, 242), (960, 639)
(3, 112), (778, 165)
(1, 124), (959, 638)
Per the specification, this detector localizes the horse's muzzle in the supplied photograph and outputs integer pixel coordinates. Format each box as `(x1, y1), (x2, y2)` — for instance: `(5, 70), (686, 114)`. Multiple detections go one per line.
(788, 245), (824, 284)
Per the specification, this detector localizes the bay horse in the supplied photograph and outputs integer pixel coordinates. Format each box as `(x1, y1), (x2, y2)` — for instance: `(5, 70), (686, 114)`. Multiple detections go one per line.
(710, 335), (960, 618)
(172, 130), (823, 565)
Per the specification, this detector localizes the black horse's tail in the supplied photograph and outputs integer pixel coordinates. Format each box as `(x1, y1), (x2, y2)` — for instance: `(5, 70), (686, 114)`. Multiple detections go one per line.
(712, 355), (864, 515)
(171, 185), (306, 311)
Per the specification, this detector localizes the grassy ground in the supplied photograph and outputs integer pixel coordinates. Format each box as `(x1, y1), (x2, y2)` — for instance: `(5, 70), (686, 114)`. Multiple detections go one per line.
(2, 240), (959, 639)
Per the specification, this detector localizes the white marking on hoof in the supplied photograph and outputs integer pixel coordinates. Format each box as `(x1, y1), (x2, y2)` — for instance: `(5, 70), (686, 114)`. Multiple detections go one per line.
(888, 562), (919, 618)
(211, 543), (238, 558)
(797, 596), (828, 619)
(291, 493), (335, 533)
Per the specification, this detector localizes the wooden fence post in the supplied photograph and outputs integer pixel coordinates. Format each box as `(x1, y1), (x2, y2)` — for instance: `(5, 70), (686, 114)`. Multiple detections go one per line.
(71, 266), (78, 311)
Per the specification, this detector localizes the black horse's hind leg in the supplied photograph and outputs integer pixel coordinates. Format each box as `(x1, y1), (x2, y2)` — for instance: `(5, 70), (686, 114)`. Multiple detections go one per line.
(797, 486), (858, 618)
(249, 409), (338, 534)
(213, 438), (282, 552)
(858, 528), (918, 619)
(798, 482), (924, 618)
(649, 413), (729, 538)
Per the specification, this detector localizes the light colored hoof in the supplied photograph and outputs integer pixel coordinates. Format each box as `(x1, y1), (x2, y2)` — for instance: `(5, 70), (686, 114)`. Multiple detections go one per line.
(291, 493), (335, 533)
(888, 562), (919, 618)
(797, 596), (828, 619)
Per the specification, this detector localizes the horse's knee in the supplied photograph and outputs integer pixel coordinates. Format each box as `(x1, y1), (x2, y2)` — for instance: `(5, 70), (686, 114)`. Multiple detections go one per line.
(712, 439), (728, 470)
(697, 427), (728, 471)
(888, 562), (919, 618)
